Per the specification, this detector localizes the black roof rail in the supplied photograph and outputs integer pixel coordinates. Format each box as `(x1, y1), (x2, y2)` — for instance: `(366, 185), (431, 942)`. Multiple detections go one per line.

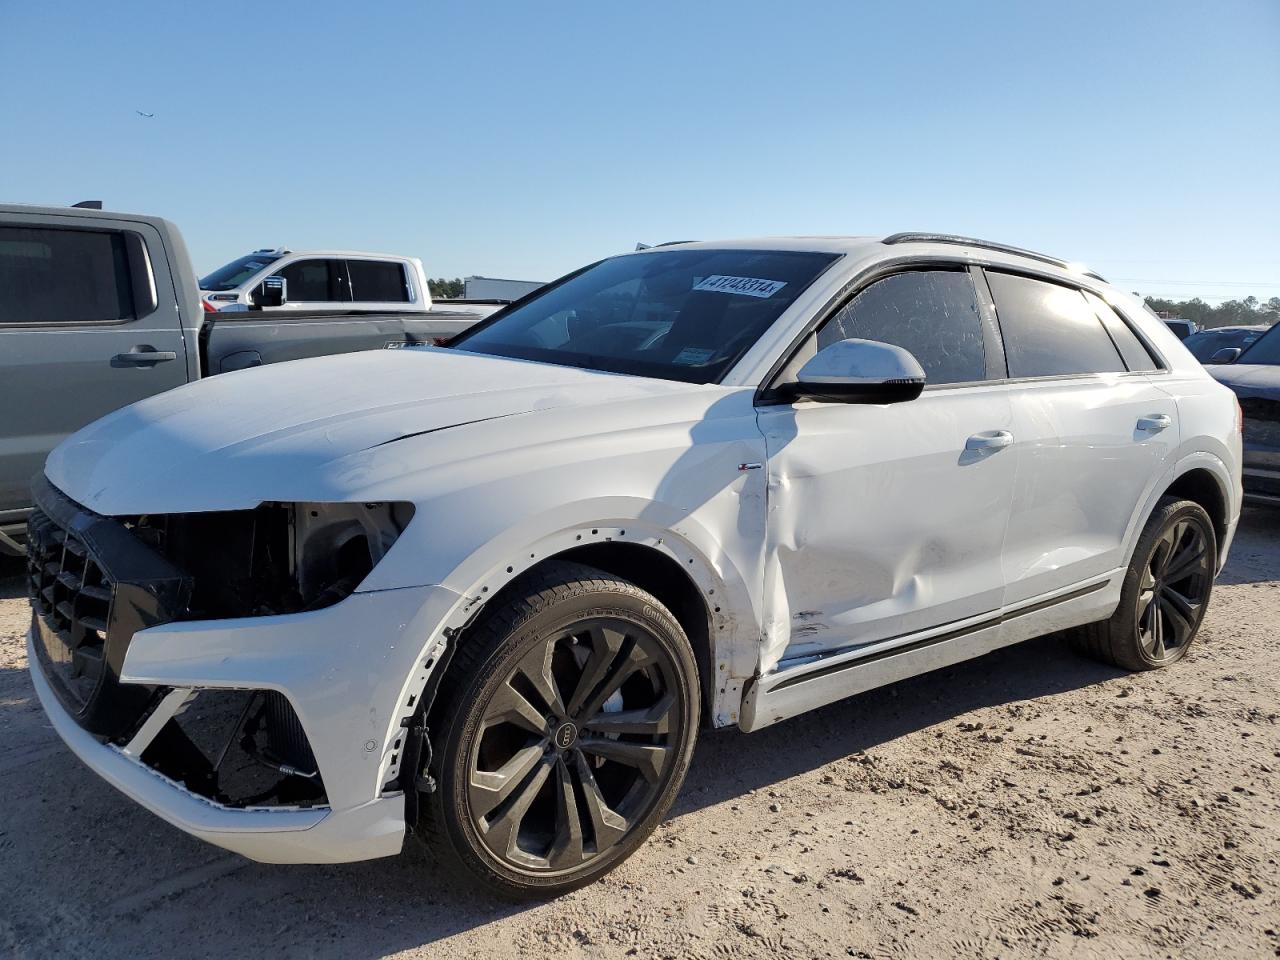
(882, 232), (1106, 282)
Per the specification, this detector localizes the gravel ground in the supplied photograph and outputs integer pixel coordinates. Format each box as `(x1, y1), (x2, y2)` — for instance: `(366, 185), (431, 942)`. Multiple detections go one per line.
(1, 511), (1277, 960)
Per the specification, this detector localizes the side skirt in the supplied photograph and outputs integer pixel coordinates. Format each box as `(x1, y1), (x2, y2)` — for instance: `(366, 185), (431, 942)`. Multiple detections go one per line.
(738, 574), (1121, 732)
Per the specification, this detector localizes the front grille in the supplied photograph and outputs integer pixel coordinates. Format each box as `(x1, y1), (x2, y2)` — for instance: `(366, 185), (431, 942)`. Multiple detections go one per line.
(27, 509), (112, 709)
(1243, 470), (1280, 499)
(27, 477), (330, 803)
(1241, 397), (1280, 453)
(27, 475), (192, 739)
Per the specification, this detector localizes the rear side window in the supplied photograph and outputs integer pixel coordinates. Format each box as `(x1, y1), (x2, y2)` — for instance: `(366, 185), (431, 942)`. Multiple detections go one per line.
(986, 272), (1125, 378)
(274, 259), (348, 302)
(818, 270), (988, 385)
(0, 226), (134, 325)
(1082, 291), (1159, 371)
(347, 260), (409, 302)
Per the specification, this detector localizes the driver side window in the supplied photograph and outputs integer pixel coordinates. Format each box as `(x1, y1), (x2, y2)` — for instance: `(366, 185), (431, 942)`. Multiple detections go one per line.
(817, 270), (989, 386)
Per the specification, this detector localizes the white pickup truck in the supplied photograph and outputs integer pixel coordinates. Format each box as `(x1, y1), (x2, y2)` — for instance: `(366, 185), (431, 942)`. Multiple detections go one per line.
(199, 248), (502, 317)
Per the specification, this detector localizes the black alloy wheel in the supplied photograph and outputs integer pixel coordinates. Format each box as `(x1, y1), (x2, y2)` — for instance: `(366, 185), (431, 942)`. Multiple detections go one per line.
(1068, 496), (1218, 671)
(417, 561), (699, 898)
(1135, 516), (1213, 662)
(467, 618), (682, 873)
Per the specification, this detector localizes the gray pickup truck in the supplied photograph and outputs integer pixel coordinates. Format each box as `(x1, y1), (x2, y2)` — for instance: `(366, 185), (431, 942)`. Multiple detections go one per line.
(0, 202), (487, 553)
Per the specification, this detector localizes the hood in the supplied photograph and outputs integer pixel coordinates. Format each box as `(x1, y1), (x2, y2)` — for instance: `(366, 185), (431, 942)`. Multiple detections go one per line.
(1206, 363), (1280, 398)
(46, 348), (694, 515)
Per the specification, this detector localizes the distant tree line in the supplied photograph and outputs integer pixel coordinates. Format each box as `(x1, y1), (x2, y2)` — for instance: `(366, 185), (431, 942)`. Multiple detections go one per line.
(428, 277), (465, 299)
(1143, 295), (1280, 329)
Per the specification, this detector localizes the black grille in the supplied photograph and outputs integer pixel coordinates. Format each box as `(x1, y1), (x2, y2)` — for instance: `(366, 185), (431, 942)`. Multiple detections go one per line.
(1241, 397), (1280, 454)
(1244, 470), (1280, 498)
(27, 475), (193, 739)
(27, 509), (112, 709)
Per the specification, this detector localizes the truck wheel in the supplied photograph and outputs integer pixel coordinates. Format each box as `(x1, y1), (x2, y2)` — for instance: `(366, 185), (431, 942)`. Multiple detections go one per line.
(1068, 497), (1217, 671)
(416, 561), (700, 899)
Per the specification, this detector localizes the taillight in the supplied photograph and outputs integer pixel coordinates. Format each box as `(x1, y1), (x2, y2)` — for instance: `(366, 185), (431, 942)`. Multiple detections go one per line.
(1236, 398), (1244, 435)
(201, 299), (217, 314)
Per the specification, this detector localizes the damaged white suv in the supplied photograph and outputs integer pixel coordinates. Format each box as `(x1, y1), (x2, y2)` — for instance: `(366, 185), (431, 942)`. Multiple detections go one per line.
(29, 234), (1241, 897)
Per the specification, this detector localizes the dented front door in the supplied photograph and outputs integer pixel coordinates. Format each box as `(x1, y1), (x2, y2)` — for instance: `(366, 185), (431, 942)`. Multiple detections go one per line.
(756, 384), (1016, 672)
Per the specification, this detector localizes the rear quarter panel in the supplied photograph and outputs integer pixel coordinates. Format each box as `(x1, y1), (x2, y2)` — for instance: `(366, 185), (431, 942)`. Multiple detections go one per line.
(1115, 292), (1242, 567)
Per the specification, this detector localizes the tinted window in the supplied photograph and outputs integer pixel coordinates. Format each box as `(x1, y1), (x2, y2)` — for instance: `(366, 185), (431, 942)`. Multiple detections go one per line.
(987, 272), (1125, 378)
(453, 248), (839, 384)
(274, 259), (348, 302)
(817, 270), (987, 385)
(1083, 291), (1159, 371)
(347, 260), (409, 302)
(0, 226), (134, 325)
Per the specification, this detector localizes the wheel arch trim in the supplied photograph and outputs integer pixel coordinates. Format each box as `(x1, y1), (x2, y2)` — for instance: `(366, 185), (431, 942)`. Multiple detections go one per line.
(376, 504), (761, 792)
(1123, 452), (1238, 574)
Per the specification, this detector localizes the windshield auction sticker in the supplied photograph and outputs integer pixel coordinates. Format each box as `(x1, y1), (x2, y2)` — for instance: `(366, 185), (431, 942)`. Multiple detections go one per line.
(692, 275), (787, 298)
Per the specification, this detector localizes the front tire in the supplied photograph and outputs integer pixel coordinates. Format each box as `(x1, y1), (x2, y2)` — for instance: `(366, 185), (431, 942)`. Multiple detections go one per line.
(1068, 497), (1217, 671)
(416, 561), (700, 899)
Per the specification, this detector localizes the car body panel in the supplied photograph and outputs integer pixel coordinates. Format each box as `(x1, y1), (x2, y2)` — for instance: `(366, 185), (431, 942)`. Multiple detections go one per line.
(757, 383), (1016, 672)
(0, 210), (193, 516)
(200, 310), (481, 374)
(44, 348), (698, 516)
(1000, 374), (1180, 605)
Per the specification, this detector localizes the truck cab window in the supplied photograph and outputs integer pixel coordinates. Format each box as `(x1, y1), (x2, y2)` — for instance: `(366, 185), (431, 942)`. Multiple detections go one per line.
(274, 259), (349, 302)
(0, 226), (135, 325)
(347, 260), (410, 302)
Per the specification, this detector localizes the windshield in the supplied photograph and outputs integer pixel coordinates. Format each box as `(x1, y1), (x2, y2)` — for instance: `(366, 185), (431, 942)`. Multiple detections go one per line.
(200, 253), (282, 291)
(450, 248), (839, 383)
(1237, 325), (1280, 365)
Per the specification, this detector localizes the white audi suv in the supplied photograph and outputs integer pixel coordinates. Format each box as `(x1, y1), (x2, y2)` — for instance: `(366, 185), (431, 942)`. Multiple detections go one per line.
(28, 233), (1242, 897)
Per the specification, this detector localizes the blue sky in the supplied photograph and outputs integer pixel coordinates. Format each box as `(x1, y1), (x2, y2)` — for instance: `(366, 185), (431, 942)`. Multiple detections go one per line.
(2, 0), (1277, 302)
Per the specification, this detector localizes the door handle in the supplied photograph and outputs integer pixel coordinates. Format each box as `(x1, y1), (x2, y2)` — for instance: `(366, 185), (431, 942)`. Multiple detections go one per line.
(1136, 414), (1172, 432)
(114, 346), (178, 365)
(965, 430), (1014, 452)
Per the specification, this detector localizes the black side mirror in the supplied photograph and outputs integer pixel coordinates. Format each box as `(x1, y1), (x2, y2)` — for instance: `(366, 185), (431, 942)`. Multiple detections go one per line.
(255, 276), (287, 308)
(779, 338), (926, 404)
(1208, 347), (1242, 365)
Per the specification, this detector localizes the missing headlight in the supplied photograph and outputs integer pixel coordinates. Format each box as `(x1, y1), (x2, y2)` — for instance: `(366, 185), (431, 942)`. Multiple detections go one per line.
(293, 501), (415, 610)
(129, 501), (414, 619)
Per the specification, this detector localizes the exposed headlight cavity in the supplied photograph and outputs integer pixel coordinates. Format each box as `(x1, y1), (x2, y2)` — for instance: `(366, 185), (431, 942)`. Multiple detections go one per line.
(293, 501), (416, 609)
(128, 501), (414, 619)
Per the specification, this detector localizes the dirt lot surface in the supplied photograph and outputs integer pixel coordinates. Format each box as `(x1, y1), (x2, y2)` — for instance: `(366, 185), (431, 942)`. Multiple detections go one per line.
(1, 511), (1277, 960)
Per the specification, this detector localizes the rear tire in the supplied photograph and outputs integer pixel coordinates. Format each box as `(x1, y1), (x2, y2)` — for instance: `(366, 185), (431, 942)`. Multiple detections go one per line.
(1068, 496), (1217, 671)
(416, 561), (700, 899)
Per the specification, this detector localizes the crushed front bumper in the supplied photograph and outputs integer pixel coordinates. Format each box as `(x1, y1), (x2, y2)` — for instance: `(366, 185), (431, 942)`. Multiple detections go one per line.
(26, 478), (463, 864)
(29, 632), (403, 863)
(30, 577), (460, 862)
